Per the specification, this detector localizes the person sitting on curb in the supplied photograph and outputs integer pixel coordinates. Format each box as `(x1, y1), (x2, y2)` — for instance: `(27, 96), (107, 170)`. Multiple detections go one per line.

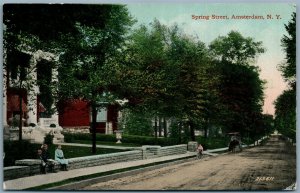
(41, 144), (57, 173)
(55, 145), (68, 171)
(37, 149), (47, 174)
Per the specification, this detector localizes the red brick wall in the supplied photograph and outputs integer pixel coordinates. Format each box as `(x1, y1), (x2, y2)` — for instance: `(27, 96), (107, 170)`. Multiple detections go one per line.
(59, 99), (119, 133)
(59, 99), (90, 127)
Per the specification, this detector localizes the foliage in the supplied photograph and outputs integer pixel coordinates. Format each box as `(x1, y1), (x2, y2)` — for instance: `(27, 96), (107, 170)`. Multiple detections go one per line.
(274, 89), (296, 141)
(274, 12), (296, 141)
(36, 59), (55, 116)
(44, 132), (54, 145)
(29, 123), (36, 127)
(56, 5), (135, 153)
(122, 20), (219, 140)
(279, 12), (296, 87)
(3, 140), (37, 167)
(3, 140), (126, 166)
(196, 136), (229, 150)
(62, 132), (179, 146)
(4, 4), (135, 151)
(49, 124), (56, 128)
(209, 31), (265, 139)
(168, 120), (181, 141)
(122, 110), (153, 136)
(218, 62), (265, 137)
(209, 30), (265, 65)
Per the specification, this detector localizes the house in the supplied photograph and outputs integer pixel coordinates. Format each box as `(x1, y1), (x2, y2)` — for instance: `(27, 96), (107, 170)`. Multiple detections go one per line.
(58, 99), (119, 134)
(3, 50), (120, 140)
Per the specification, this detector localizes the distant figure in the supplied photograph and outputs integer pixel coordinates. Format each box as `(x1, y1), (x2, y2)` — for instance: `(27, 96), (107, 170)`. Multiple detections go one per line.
(41, 144), (56, 173)
(197, 144), (204, 159)
(55, 145), (68, 171)
(228, 139), (240, 153)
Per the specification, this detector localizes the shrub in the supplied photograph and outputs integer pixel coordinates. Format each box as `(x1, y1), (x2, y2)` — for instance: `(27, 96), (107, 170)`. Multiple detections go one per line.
(44, 132), (54, 145)
(62, 132), (179, 146)
(4, 140), (39, 166)
(29, 123), (36, 127)
(122, 110), (153, 136)
(196, 136), (229, 150)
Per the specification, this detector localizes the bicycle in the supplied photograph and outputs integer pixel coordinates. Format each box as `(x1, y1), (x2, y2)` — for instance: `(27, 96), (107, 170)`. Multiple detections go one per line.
(196, 150), (203, 159)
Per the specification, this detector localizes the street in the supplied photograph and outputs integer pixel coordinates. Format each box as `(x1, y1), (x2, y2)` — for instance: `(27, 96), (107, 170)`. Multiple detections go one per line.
(82, 135), (296, 190)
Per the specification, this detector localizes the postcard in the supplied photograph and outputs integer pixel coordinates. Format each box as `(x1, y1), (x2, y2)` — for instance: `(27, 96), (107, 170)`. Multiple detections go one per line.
(2, 2), (296, 191)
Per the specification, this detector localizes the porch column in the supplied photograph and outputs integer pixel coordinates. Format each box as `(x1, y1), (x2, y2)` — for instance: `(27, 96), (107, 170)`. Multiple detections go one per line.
(50, 65), (59, 124)
(27, 67), (38, 125)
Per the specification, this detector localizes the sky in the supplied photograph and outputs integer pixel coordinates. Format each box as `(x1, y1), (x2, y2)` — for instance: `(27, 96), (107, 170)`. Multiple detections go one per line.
(126, 3), (295, 115)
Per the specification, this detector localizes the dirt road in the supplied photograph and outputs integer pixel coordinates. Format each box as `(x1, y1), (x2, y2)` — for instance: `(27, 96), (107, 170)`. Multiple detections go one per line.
(82, 135), (296, 191)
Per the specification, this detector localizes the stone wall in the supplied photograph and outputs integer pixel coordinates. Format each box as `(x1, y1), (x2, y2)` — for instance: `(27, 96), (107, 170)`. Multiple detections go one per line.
(4, 166), (31, 181)
(141, 144), (187, 159)
(67, 150), (143, 170)
(5, 150), (143, 180)
(5, 144), (188, 180)
(159, 144), (187, 157)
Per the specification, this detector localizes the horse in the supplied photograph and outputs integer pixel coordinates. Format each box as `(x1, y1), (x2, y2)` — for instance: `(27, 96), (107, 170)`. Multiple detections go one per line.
(228, 139), (240, 153)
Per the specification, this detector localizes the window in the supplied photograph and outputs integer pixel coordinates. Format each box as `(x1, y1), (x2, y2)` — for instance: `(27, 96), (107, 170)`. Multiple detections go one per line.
(96, 108), (107, 122)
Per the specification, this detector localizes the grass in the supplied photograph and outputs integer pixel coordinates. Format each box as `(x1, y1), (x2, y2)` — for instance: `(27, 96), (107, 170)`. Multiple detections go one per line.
(4, 141), (127, 167)
(196, 136), (230, 150)
(24, 155), (195, 190)
(51, 145), (128, 159)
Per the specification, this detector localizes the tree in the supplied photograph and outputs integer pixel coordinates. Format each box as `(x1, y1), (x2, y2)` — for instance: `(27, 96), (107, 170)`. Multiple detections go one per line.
(167, 27), (217, 140)
(209, 31), (265, 139)
(274, 89), (296, 140)
(122, 109), (153, 136)
(57, 5), (134, 153)
(209, 31), (265, 65)
(4, 4), (135, 152)
(275, 12), (296, 141)
(123, 20), (217, 141)
(279, 12), (296, 87)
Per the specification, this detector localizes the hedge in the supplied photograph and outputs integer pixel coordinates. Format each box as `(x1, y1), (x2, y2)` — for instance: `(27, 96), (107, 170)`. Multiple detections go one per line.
(62, 132), (179, 146)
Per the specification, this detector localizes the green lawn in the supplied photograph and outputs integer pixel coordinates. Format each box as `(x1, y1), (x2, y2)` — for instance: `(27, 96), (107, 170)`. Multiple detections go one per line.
(49, 145), (128, 159)
(4, 141), (128, 167)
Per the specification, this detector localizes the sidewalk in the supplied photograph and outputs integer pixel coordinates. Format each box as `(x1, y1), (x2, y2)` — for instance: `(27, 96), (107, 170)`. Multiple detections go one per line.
(5, 136), (270, 190)
(4, 152), (196, 190)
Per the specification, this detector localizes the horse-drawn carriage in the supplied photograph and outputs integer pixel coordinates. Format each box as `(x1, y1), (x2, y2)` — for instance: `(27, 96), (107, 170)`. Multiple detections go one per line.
(227, 132), (242, 153)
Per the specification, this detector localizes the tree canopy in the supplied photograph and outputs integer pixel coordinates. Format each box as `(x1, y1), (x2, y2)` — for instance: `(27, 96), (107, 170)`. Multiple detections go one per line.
(209, 31), (265, 65)
(4, 4), (271, 144)
(274, 12), (296, 141)
(209, 31), (266, 139)
(279, 12), (296, 87)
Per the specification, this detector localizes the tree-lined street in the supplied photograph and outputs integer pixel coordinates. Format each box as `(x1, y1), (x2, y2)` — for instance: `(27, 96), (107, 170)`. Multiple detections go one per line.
(82, 135), (295, 191)
(3, 4), (296, 191)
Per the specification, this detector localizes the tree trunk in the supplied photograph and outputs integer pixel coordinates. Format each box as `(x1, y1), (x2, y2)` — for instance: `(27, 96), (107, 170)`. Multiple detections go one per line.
(178, 121), (182, 143)
(190, 121), (196, 141)
(204, 118), (208, 138)
(158, 117), (162, 137)
(163, 117), (167, 138)
(204, 126), (208, 138)
(154, 116), (158, 138)
(91, 102), (97, 154)
(18, 94), (23, 141)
